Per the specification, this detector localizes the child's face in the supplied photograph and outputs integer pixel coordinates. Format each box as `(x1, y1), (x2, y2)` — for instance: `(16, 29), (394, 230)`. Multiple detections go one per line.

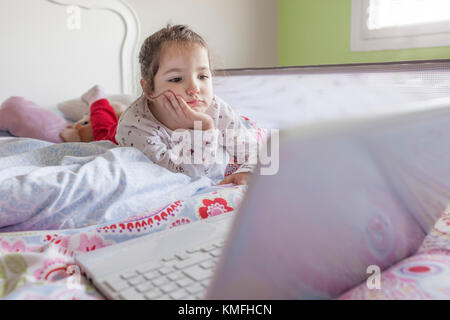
(149, 42), (213, 113)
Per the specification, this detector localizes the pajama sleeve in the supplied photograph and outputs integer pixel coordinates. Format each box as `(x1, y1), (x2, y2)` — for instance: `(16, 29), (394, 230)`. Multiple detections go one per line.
(217, 102), (258, 174)
(120, 123), (220, 177)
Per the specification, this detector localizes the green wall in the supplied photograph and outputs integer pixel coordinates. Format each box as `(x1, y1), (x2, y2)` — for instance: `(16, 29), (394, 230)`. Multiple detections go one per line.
(278, 0), (450, 66)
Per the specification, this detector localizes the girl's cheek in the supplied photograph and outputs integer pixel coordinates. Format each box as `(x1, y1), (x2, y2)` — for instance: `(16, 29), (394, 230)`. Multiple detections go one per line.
(163, 83), (180, 93)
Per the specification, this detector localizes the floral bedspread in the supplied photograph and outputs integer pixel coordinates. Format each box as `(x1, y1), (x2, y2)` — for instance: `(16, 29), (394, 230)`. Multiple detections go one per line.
(0, 115), (264, 300)
(0, 183), (245, 299)
(339, 206), (450, 300)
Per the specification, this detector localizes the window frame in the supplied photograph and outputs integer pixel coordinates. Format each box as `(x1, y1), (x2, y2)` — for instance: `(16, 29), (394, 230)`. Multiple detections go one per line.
(350, 0), (450, 52)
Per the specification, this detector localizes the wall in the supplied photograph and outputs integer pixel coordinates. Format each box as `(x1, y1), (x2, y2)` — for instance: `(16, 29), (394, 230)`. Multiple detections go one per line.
(0, 0), (278, 106)
(278, 0), (450, 67)
(0, 0), (127, 106)
(126, 0), (279, 69)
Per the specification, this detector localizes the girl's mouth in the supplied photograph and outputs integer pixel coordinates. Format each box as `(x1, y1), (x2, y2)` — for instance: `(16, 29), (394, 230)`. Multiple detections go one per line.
(187, 99), (202, 106)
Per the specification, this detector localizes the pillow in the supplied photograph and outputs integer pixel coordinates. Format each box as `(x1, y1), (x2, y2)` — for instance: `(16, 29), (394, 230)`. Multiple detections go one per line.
(57, 94), (134, 122)
(56, 98), (88, 122)
(0, 97), (70, 143)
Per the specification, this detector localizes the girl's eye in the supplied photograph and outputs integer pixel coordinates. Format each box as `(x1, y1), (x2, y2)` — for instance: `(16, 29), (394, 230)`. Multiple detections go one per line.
(199, 75), (209, 80)
(169, 77), (182, 83)
(82, 121), (89, 126)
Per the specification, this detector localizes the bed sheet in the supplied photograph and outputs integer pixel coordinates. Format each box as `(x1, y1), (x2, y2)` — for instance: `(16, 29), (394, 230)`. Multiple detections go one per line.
(0, 137), (246, 299)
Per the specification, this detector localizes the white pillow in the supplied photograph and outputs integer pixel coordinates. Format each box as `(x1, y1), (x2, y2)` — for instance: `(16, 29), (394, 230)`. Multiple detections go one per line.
(57, 94), (134, 122)
(57, 99), (88, 122)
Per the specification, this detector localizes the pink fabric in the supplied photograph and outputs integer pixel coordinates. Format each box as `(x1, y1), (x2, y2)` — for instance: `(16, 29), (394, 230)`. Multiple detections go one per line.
(338, 210), (450, 299)
(0, 97), (69, 143)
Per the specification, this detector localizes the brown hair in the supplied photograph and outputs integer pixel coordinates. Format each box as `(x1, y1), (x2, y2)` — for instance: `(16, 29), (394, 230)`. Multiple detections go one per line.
(139, 24), (211, 93)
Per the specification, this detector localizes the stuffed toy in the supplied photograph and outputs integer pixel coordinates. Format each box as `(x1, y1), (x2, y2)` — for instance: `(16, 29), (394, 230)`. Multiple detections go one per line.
(59, 100), (127, 144)
(0, 96), (70, 143)
(58, 85), (130, 144)
(0, 87), (132, 144)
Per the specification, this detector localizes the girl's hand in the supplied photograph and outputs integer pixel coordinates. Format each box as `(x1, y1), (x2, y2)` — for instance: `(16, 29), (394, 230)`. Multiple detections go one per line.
(218, 172), (251, 186)
(153, 90), (214, 130)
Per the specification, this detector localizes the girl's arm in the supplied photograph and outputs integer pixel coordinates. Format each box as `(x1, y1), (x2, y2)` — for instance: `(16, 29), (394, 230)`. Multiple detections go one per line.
(217, 100), (258, 176)
(117, 122), (219, 178)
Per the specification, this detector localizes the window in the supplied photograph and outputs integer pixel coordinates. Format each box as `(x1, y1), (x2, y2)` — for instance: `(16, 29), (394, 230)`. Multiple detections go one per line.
(351, 0), (450, 51)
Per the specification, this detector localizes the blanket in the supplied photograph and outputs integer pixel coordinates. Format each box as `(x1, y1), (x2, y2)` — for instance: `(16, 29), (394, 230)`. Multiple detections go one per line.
(0, 138), (217, 231)
(0, 137), (246, 299)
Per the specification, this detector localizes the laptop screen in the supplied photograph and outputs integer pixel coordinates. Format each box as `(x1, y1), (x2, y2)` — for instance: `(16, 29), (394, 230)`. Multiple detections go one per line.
(207, 100), (450, 299)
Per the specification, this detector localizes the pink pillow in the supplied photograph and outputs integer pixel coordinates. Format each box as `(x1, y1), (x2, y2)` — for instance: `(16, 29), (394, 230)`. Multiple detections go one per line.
(0, 97), (69, 143)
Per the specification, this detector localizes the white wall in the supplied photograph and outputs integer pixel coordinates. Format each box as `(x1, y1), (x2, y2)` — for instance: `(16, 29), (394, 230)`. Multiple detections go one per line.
(0, 0), (127, 106)
(0, 0), (278, 107)
(126, 0), (278, 69)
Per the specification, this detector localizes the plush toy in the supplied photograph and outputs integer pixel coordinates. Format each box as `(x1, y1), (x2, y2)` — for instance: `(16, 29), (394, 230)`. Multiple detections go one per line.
(59, 100), (127, 143)
(59, 85), (130, 144)
(0, 86), (132, 144)
(0, 96), (70, 143)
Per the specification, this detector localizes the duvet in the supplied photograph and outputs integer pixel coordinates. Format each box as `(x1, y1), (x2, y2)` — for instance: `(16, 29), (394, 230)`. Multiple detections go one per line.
(0, 137), (245, 299)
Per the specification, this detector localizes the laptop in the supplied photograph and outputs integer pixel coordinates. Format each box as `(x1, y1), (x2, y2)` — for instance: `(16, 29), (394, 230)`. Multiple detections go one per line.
(75, 98), (450, 300)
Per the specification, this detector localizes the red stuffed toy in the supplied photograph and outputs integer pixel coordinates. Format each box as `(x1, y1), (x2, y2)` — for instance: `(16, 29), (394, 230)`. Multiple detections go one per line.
(60, 86), (127, 143)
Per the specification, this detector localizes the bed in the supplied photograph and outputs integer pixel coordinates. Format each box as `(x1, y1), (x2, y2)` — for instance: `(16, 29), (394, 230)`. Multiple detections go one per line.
(1, 0), (450, 300)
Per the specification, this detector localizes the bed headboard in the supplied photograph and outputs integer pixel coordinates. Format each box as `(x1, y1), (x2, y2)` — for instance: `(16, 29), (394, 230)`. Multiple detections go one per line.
(0, 0), (140, 107)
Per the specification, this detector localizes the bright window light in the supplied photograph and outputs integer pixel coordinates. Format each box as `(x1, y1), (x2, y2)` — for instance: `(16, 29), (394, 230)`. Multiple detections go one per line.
(368, 0), (450, 30)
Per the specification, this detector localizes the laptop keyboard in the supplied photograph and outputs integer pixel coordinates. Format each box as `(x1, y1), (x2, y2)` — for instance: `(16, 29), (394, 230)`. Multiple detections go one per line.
(100, 239), (225, 300)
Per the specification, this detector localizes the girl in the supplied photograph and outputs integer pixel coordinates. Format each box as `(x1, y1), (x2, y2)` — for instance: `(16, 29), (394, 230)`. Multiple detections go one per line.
(116, 24), (257, 185)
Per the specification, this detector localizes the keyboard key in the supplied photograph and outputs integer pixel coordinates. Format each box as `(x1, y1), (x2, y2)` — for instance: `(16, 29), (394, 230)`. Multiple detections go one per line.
(185, 283), (204, 294)
(158, 266), (174, 275)
(155, 295), (171, 300)
(183, 265), (214, 281)
(172, 253), (211, 270)
(161, 255), (176, 262)
(213, 241), (225, 248)
(119, 288), (145, 300)
(128, 276), (146, 286)
(152, 276), (169, 287)
(135, 281), (155, 293)
(136, 263), (159, 274)
(145, 288), (163, 300)
(120, 270), (139, 280)
(200, 244), (216, 252)
(201, 279), (211, 287)
(175, 252), (190, 260)
(199, 260), (215, 269)
(160, 282), (178, 294)
(209, 249), (222, 257)
(176, 277), (193, 288)
(167, 272), (184, 281)
(170, 289), (189, 300)
(143, 270), (160, 281)
(104, 279), (130, 292)
(186, 247), (201, 254)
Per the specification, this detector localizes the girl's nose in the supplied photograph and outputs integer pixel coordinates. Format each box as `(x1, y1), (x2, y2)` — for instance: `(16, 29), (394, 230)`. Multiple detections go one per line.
(186, 79), (200, 96)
